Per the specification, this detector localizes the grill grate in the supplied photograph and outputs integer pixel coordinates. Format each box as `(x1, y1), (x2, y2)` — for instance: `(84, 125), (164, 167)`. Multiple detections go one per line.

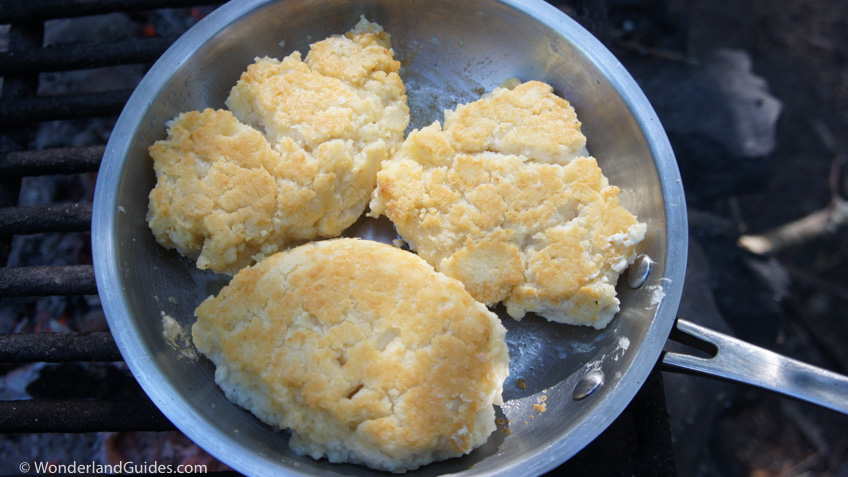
(0, 90), (133, 127)
(0, 37), (177, 75)
(0, 0), (222, 470)
(0, 399), (174, 434)
(0, 1), (675, 474)
(0, 0), (222, 23)
(0, 146), (103, 176)
(0, 331), (119, 363)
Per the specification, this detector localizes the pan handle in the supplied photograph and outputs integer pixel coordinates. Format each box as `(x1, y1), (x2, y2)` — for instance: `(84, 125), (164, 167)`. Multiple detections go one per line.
(662, 318), (848, 414)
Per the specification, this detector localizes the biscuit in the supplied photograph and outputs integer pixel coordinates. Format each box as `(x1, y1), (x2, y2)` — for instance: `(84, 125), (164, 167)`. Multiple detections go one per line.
(192, 238), (510, 472)
(369, 81), (646, 329)
(148, 19), (408, 274)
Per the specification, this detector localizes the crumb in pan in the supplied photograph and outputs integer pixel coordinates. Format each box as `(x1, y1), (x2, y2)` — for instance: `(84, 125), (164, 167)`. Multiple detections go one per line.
(147, 18), (409, 275)
(161, 311), (197, 360)
(192, 238), (510, 473)
(369, 80), (646, 329)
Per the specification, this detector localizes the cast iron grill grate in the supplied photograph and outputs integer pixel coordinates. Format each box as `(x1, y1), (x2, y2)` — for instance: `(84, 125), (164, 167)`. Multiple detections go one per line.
(0, 0), (675, 474)
(0, 0), (218, 467)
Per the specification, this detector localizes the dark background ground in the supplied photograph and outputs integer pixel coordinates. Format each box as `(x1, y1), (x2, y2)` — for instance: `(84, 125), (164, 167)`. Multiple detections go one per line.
(596, 0), (848, 475)
(1, 0), (847, 475)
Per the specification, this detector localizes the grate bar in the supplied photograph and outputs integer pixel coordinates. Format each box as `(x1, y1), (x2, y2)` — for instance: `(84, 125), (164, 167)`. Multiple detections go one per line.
(0, 265), (97, 297)
(0, 399), (175, 433)
(0, 0), (221, 23)
(0, 203), (92, 236)
(0, 146), (104, 176)
(0, 37), (176, 76)
(0, 331), (121, 363)
(0, 90), (132, 127)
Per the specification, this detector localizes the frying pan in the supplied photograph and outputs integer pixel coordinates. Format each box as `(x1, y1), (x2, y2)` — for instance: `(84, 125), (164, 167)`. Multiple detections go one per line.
(91, 0), (848, 475)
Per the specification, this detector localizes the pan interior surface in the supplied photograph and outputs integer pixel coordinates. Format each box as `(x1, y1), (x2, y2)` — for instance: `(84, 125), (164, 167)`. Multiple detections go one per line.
(92, 0), (687, 475)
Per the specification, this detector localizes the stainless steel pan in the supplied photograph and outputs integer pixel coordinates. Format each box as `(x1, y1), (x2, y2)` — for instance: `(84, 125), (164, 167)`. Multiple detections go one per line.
(91, 0), (848, 475)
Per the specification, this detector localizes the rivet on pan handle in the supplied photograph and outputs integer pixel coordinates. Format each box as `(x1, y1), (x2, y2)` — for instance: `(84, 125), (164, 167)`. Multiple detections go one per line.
(662, 318), (848, 415)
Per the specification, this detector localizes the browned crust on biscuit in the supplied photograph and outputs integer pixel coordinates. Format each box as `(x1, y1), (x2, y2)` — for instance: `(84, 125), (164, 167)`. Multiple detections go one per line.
(192, 238), (509, 472)
(370, 81), (646, 328)
(148, 19), (408, 275)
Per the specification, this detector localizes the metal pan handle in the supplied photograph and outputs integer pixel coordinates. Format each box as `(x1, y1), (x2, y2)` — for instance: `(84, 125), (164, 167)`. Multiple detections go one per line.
(662, 318), (848, 414)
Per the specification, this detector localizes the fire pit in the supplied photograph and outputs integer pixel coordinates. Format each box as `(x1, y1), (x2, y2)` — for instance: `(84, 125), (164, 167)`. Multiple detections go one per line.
(5, 0), (848, 474)
(0, 1), (678, 474)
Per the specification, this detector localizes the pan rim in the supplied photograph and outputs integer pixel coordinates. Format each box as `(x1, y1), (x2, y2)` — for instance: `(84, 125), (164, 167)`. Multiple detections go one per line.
(91, 0), (689, 475)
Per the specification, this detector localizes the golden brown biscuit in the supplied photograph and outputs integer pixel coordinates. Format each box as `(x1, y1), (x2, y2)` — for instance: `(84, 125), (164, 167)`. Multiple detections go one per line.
(442, 79), (588, 164)
(148, 19), (408, 274)
(192, 238), (509, 472)
(369, 81), (646, 328)
(226, 18), (408, 153)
